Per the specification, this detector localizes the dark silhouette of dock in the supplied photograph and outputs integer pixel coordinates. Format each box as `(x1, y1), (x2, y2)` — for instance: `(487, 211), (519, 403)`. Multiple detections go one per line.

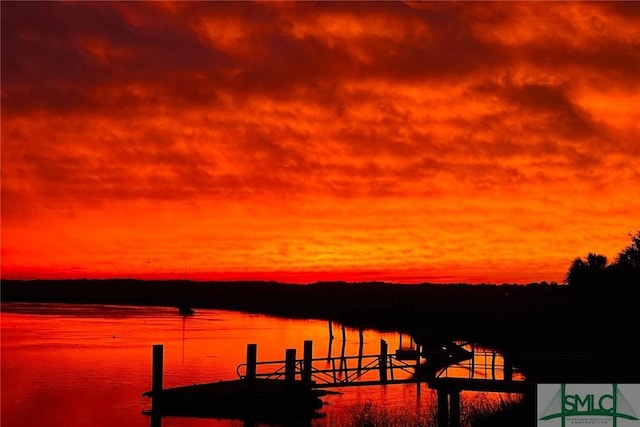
(144, 338), (533, 427)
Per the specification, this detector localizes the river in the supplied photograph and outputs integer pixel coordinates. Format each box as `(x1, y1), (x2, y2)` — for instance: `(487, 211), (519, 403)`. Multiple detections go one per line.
(1, 302), (519, 427)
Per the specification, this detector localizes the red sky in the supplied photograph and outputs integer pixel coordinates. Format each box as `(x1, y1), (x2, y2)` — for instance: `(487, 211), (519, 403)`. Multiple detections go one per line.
(1, 1), (639, 284)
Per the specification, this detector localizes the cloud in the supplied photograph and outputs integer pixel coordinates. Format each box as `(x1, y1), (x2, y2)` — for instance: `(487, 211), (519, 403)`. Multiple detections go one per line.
(2, 1), (639, 283)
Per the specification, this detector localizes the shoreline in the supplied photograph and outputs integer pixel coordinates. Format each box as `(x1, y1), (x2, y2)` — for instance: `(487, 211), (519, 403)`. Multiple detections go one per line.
(2, 278), (638, 383)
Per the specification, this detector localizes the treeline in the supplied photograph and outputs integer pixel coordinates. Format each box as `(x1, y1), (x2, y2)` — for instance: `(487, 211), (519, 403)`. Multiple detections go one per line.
(565, 230), (640, 304)
(1, 278), (567, 336)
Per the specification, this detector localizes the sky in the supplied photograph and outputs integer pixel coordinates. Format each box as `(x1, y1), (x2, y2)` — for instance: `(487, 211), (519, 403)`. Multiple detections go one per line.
(1, 1), (639, 284)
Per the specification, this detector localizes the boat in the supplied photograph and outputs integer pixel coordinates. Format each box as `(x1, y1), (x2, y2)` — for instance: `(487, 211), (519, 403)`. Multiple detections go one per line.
(178, 306), (194, 316)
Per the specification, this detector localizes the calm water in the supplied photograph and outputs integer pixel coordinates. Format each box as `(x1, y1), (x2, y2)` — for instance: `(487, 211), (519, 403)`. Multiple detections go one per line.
(1, 302), (518, 427)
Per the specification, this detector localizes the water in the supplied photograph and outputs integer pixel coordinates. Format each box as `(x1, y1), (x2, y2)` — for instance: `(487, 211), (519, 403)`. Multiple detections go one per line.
(1, 302), (519, 427)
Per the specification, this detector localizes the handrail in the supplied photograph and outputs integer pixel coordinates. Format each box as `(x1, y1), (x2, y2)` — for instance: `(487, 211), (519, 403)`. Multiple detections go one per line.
(435, 349), (526, 381)
(235, 346), (528, 386)
(236, 352), (420, 384)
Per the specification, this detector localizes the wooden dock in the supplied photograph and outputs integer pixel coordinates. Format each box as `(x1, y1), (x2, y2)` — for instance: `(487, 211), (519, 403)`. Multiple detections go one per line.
(144, 344), (328, 425)
(144, 339), (532, 427)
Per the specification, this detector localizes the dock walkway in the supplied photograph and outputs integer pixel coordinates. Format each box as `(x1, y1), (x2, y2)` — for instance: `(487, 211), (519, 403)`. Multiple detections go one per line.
(144, 339), (531, 427)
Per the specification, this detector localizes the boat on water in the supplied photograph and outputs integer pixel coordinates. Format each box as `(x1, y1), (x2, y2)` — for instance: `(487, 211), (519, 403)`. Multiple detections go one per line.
(178, 306), (194, 316)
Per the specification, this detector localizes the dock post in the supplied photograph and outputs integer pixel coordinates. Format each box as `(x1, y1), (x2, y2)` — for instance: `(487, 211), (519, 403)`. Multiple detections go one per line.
(152, 344), (163, 410)
(491, 350), (496, 380)
(437, 389), (449, 427)
(285, 348), (297, 385)
(415, 342), (422, 396)
(504, 356), (513, 381)
(339, 336), (347, 375)
(357, 328), (364, 376)
(450, 390), (460, 427)
(150, 412), (161, 427)
(379, 339), (388, 384)
(302, 340), (313, 384)
(246, 343), (257, 383)
(470, 343), (475, 378)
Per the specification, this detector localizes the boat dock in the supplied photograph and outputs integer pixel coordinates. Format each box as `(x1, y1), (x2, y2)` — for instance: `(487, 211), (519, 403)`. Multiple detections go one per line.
(144, 338), (533, 427)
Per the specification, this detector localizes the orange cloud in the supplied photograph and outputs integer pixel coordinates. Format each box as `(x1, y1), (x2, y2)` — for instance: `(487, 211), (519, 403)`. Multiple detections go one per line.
(2, 1), (639, 283)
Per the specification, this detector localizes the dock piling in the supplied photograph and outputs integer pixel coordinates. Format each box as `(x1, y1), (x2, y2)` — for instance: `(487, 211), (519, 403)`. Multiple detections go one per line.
(302, 340), (313, 383)
(246, 344), (257, 383)
(285, 348), (297, 384)
(357, 328), (364, 376)
(152, 344), (163, 410)
(504, 356), (513, 381)
(491, 350), (496, 380)
(339, 337), (347, 374)
(379, 339), (388, 384)
(450, 391), (460, 427)
(437, 389), (448, 427)
(470, 343), (475, 378)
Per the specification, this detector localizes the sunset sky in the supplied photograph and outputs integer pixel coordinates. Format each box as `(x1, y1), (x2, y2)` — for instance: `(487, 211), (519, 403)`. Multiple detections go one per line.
(1, 1), (639, 284)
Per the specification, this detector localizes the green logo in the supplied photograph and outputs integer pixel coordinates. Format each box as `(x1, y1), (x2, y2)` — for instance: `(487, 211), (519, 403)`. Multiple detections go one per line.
(539, 384), (639, 427)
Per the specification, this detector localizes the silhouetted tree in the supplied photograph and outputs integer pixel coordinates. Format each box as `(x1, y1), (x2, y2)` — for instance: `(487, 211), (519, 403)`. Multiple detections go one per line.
(607, 231), (640, 298)
(565, 253), (608, 301)
(565, 253), (608, 284)
(565, 231), (640, 304)
(617, 230), (640, 269)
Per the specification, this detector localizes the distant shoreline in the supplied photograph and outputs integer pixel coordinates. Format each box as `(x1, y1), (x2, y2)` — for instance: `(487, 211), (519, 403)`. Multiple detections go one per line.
(1, 278), (566, 352)
(3, 278), (638, 383)
(0, 278), (566, 323)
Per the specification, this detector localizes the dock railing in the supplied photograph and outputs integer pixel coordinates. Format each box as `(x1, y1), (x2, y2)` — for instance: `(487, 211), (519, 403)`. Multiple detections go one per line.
(236, 339), (421, 387)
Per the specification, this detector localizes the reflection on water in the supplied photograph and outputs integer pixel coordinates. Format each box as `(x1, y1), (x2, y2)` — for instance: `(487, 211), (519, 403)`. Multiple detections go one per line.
(1, 302), (521, 427)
